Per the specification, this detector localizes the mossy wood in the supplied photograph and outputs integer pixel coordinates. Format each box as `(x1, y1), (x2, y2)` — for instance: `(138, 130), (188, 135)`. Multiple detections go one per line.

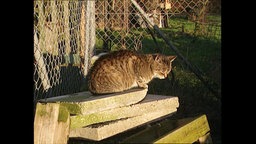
(155, 114), (211, 143)
(69, 94), (179, 141)
(70, 94), (179, 129)
(121, 114), (211, 143)
(34, 103), (70, 144)
(39, 88), (148, 115)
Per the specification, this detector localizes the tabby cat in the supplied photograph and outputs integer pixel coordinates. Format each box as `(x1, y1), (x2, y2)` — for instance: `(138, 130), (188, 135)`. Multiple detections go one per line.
(88, 50), (176, 95)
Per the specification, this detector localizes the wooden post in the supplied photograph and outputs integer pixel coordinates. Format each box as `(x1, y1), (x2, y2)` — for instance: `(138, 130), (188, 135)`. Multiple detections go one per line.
(80, 1), (86, 73)
(34, 1), (50, 91)
(34, 30), (50, 91)
(121, 0), (129, 49)
(103, 0), (111, 51)
(80, 1), (86, 57)
(37, 1), (47, 54)
(83, 0), (95, 76)
(83, 0), (90, 76)
(124, 0), (129, 31)
(89, 0), (96, 65)
(50, 1), (59, 55)
(63, 1), (71, 55)
(34, 103), (70, 144)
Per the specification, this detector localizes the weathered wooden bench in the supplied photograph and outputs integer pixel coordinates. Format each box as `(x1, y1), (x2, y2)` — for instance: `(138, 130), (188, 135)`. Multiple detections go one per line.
(34, 88), (211, 143)
(120, 114), (212, 143)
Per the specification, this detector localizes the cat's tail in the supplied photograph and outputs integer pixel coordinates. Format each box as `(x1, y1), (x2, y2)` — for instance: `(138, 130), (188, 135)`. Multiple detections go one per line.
(90, 52), (108, 65)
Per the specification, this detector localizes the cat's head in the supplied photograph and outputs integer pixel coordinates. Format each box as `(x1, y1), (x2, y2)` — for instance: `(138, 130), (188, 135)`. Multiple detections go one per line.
(152, 54), (177, 79)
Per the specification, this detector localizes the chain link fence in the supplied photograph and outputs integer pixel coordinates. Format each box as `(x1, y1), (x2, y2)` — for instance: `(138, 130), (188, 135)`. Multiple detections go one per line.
(34, 0), (220, 104)
(34, 0), (95, 103)
(94, 0), (220, 52)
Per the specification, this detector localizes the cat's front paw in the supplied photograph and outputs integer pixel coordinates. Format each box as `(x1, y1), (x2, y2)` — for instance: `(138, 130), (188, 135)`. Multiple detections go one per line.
(138, 83), (148, 89)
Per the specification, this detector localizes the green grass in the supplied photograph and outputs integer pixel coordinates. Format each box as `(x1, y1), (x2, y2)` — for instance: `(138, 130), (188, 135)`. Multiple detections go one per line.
(206, 14), (221, 23)
(146, 15), (221, 143)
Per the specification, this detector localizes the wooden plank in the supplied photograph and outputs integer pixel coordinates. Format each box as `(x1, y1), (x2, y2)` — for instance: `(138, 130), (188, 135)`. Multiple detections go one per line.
(120, 114), (211, 143)
(34, 29), (50, 91)
(120, 117), (179, 143)
(69, 102), (178, 141)
(83, 0), (95, 76)
(69, 111), (177, 141)
(63, 1), (71, 55)
(39, 88), (148, 115)
(80, 1), (86, 73)
(199, 132), (213, 143)
(49, 1), (59, 55)
(34, 103), (70, 144)
(70, 94), (179, 129)
(154, 114), (210, 143)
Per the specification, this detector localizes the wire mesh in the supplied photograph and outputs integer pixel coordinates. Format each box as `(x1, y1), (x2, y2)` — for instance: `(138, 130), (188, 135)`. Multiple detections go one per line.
(94, 0), (220, 51)
(34, 0), (95, 103)
(33, 0), (221, 104)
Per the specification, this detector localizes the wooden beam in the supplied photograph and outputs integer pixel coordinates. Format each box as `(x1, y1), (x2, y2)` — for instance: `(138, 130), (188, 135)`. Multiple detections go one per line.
(70, 94), (179, 129)
(49, 1), (59, 55)
(154, 115), (210, 143)
(34, 29), (50, 91)
(39, 88), (148, 115)
(34, 103), (70, 144)
(199, 132), (213, 143)
(83, 0), (96, 76)
(69, 107), (177, 141)
(121, 114), (211, 143)
(63, 1), (71, 55)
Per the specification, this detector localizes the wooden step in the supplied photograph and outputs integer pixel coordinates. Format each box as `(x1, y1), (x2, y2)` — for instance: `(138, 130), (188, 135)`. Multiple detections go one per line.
(120, 114), (211, 143)
(39, 88), (148, 115)
(69, 94), (179, 141)
(70, 94), (179, 129)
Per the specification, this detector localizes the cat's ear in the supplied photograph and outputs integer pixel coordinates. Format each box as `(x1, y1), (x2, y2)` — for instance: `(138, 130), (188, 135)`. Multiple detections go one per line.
(169, 56), (177, 62)
(153, 54), (161, 62)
